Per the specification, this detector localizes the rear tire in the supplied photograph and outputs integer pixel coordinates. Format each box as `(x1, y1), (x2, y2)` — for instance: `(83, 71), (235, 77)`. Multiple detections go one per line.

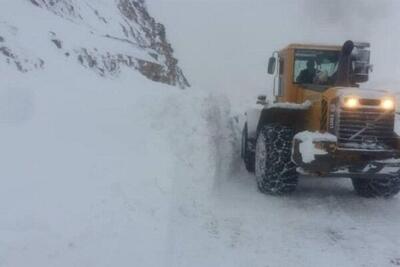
(255, 124), (298, 195)
(241, 123), (255, 173)
(352, 177), (400, 198)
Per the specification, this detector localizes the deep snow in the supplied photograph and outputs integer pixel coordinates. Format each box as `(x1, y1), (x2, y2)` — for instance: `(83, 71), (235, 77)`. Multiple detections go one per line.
(0, 61), (217, 266)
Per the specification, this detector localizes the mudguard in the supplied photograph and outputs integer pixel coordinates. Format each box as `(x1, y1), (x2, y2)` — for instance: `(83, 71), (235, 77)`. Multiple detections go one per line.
(245, 101), (311, 140)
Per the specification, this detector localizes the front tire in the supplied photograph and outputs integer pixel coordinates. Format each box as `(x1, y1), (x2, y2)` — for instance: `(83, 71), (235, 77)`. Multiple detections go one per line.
(352, 177), (400, 198)
(255, 124), (298, 195)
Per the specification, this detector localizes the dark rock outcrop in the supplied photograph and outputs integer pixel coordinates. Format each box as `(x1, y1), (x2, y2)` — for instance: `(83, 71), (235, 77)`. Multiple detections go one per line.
(0, 23), (45, 72)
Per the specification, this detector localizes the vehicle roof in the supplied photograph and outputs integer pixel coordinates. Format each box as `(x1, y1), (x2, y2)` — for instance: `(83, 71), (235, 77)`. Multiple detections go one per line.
(282, 43), (341, 51)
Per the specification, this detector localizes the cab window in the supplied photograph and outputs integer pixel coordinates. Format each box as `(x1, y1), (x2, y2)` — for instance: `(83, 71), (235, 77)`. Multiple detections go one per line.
(293, 49), (340, 86)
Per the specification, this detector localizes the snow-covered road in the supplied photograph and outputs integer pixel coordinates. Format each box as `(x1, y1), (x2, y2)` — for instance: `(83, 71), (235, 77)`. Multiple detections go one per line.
(172, 170), (400, 267)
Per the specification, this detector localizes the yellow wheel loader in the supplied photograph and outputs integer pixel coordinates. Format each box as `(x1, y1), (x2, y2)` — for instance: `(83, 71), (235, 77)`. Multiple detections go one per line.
(241, 40), (400, 197)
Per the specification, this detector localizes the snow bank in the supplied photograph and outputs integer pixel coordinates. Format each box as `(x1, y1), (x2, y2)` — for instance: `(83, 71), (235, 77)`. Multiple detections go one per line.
(0, 54), (212, 266)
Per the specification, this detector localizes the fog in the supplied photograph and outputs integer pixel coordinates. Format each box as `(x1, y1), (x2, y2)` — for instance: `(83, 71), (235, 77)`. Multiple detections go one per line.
(148, 0), (400, 111)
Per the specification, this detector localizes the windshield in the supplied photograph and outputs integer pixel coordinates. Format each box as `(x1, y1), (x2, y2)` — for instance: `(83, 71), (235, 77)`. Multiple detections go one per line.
(294, 49), (340, 87)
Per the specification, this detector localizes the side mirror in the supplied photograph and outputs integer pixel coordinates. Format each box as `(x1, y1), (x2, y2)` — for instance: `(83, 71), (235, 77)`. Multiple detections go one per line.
(267, 57), (276, 74)
(257, 95), (267, 105)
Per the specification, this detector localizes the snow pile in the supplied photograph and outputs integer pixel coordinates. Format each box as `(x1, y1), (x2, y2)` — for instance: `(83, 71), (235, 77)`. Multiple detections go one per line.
(0, 58), (219, 266)
(294, 131), (337, 163)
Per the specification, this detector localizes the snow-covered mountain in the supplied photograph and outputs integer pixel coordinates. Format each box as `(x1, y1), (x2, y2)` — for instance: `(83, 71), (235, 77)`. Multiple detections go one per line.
(0, 0), (189, 88)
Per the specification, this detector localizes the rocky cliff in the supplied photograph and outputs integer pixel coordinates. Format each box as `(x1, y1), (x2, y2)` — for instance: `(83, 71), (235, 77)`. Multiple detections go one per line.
(0, 0), (189, 88)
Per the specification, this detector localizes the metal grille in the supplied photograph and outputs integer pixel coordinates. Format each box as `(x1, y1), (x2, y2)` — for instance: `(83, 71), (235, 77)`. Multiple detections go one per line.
(359, 99), (380, 106)
(337, 107), (395, 149)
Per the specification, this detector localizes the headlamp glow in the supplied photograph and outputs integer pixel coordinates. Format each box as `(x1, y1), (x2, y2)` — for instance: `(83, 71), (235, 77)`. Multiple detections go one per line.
(381, 99), (394, 110)
(344, 97), (359, 108)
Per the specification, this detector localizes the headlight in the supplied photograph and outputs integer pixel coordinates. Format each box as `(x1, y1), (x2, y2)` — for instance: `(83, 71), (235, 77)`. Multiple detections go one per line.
(344, 97), (359, 108)
(381, 99), (394, 110)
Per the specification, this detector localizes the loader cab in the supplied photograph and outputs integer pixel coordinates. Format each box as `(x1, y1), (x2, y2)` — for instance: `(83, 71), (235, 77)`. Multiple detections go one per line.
(267, 42), (372, 103)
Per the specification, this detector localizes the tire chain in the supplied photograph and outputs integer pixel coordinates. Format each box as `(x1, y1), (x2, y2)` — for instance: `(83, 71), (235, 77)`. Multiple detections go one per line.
(256, 124), (298, 195)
